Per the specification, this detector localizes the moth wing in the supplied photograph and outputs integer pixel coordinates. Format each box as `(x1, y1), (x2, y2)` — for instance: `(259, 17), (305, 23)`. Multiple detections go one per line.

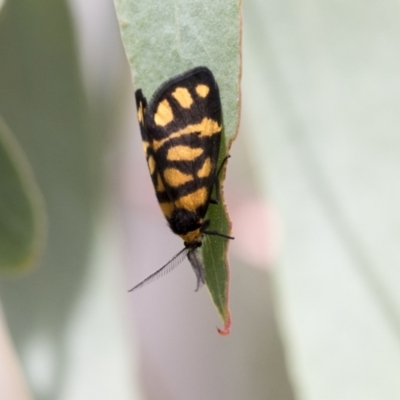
(144, 67), (222, 216)
(135, 89), (175, 220)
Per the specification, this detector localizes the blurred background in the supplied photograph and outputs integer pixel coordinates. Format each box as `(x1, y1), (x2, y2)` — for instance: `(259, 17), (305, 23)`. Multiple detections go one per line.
(1, 0), (400, 399)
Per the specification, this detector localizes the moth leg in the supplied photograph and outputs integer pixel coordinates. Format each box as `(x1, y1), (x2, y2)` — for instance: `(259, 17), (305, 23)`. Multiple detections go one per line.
(201, 219), (234, 240)
(209, 155), (231, 204)
(202, 229), (234, 240)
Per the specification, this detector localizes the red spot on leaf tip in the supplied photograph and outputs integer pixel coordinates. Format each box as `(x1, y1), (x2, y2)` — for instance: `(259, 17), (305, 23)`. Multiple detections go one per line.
(217, 314), (231, 336)
(217, 326), (231, 335)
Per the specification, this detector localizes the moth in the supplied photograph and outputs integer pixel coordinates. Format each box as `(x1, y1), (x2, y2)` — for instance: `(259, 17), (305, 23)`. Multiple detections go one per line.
(130, 66), (233, 292)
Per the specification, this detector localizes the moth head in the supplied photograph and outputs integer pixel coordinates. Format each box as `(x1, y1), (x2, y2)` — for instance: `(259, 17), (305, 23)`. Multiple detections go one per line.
(181, 230), (203, 247)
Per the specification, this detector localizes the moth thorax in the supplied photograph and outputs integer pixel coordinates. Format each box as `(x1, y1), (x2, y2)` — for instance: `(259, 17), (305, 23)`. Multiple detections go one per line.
(169, 208), (202, 233)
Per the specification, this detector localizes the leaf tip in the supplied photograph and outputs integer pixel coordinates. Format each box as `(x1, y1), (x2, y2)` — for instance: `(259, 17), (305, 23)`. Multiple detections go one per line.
(217, 313), (231, 336)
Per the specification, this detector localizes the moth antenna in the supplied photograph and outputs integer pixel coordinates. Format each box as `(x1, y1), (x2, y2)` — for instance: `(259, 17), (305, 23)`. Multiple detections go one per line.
(128, 247), (189, 292)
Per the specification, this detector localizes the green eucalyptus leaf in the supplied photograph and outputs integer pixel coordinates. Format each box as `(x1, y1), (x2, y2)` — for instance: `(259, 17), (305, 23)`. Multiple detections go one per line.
(114, 0), (241, 332)
(0, 116), (46, 273)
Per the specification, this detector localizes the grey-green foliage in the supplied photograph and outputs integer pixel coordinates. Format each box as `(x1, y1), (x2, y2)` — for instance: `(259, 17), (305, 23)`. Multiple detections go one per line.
(0, 116), (46, 273)
(0, 1), (121, 398)
(244, 0), (400, 398)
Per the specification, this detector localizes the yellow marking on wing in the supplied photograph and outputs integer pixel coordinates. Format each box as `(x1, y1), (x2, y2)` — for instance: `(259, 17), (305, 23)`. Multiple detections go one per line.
(137, 102), (144, 123)
(167, 145), (203, 161)
(172, 87), (193, 108)
(159, 202), (174, 218)
(197, 157), (212, 178)
(179, 228), (202, 244)
(176, 187), (207, 212)
(196, 84), (210, 98)
(153, 118), (221, 151)
(156, 173), (165, 192)
(147, 155), (156, 175)
(154, 99), (173, 126)
(164, 168), (193, 187)
(142, 141), (149, 154)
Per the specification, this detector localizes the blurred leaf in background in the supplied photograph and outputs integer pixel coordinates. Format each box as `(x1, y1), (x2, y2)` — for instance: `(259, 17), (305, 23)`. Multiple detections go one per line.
(244, 0), (400, 399)
(0, 116), (46, 273)
(0, 0), (137, 399)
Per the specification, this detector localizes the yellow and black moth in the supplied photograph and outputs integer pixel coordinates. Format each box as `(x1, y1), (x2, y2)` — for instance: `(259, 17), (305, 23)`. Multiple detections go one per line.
(129, 66), (233, 292)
